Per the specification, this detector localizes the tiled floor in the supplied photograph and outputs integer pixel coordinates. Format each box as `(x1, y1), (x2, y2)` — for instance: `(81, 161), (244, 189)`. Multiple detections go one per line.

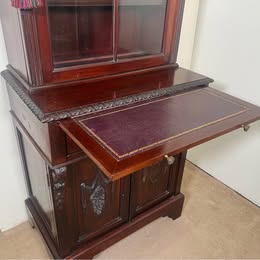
(1, 161), (260, 259)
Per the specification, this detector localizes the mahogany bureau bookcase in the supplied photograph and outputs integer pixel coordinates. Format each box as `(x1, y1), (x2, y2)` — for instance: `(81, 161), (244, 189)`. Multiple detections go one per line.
(1, 0), (260, 259)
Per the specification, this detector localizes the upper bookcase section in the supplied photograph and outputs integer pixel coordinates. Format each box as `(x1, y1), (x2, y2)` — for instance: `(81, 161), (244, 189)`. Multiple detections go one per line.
(1, 0), (185, 90)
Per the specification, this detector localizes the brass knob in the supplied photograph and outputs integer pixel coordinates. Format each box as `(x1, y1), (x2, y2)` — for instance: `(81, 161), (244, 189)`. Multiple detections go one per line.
(241, 124), (250, 132)
(164, 155), (175, 165)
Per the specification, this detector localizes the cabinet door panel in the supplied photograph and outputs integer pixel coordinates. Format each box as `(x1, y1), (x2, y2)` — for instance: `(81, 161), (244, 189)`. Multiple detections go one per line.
(47, 1), (114, 67)
(72, 158), (129, 244)
(130, 156), (179, 218)
(118, 0), (167, 59)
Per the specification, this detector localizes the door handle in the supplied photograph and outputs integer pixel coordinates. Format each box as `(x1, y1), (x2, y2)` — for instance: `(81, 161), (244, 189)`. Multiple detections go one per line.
(164, 155), (175, 165)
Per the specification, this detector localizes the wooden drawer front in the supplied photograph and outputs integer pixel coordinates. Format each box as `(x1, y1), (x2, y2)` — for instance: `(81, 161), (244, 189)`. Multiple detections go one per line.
(130, 156), (178, 218)
(72, 158), (130, 245)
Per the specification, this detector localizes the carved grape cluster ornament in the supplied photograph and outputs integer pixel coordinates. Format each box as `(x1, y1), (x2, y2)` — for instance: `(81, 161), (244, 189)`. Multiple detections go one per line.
(81, 174), (107, 216)
(90, 185), (105, 215)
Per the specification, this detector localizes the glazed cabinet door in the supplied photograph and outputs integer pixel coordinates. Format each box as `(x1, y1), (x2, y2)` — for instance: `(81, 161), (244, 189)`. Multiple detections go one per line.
(47, 0), (169, 66)
(118, 0), (168, 60)
(72, 158), (130, 246)
(24, 0), (184, 85)
(129, 154), (180, 218)
(47, 0), (114, 68)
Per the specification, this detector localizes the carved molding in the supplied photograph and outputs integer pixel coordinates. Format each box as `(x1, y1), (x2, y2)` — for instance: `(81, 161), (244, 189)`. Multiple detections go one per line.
(142, 162), (168, 184)
(52, 166), (67, 210)
(149, 172), (161, 184)
(1, 70), (213, 123)
(1, 70), (46, 120)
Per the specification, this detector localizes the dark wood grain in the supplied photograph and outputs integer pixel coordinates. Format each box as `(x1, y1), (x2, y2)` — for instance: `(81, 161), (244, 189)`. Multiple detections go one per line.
(163, 0), (180, 61)
(171, 0), (185, 63)
(174, 151), (187, 195)
(2, 67), (213, 122)
(20, 10), (44, 86)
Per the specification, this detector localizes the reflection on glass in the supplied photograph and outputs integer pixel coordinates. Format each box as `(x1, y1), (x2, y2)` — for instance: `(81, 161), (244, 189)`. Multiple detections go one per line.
(47, 0), (114, 67)
(118, 0), (167, 60)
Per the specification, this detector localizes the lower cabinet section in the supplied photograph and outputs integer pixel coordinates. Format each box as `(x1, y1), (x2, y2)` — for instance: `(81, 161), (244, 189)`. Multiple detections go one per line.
(18, 125), (186, 258)
(49, 154), (185, 257)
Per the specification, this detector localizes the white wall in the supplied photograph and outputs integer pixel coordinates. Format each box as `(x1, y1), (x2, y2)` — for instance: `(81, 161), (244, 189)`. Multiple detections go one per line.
(188, 0), (260, 206)
(177, 0), (200, 68)
(0, 21), (28, 231)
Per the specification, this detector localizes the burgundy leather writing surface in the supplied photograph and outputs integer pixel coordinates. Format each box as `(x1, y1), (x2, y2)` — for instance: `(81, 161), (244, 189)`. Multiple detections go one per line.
(60, 87), (260, 179)
(78, 89), (247, 159)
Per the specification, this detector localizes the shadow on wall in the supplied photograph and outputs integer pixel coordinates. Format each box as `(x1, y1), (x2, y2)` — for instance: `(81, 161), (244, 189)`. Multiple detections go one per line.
(188, 119), (260, 207)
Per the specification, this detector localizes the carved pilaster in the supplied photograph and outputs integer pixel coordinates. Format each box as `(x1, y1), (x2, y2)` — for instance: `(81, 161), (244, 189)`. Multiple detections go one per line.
(52, 166), (67, 210)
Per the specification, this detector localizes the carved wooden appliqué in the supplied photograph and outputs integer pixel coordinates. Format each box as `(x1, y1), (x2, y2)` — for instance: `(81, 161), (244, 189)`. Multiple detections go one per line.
(81, 173), (107, 216)
(142, 162), (169, 184)
(91, 185), (105, 215)
(51, 166), (67, 210)
(142, 170), (162, 184)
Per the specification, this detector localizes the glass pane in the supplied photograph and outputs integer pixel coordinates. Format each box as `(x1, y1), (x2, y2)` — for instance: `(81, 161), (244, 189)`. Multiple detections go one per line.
(118, 0), (167, 60)
(47, 0), (114, 68)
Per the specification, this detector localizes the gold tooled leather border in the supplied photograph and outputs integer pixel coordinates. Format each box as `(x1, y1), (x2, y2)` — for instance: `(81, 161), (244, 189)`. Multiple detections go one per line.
(77, 89), (249, 159)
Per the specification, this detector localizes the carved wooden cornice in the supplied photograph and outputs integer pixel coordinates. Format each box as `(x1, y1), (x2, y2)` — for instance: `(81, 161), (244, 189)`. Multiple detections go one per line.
(1, 70), (213, 123)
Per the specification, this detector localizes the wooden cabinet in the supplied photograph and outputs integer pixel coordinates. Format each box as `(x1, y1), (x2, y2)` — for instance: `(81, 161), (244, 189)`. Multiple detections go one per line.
(1, 0), (260, 259)
(8, 80), (260, 259)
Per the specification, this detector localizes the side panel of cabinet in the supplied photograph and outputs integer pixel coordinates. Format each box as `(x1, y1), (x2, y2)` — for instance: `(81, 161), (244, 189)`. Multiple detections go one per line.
(15, 127), (57, 242)
(71, 158), (130, 246)
(130, 154), (181, 218)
